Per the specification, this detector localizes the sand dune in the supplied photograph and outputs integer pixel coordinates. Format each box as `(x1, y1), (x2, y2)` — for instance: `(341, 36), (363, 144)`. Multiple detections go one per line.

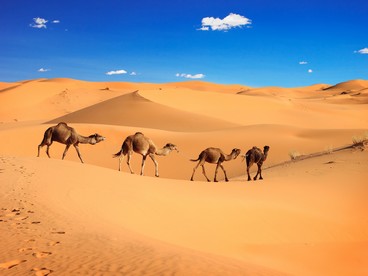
(0, 78), (367, 275)
(324, 79), (368, 92)
(48, 91), (239, 132)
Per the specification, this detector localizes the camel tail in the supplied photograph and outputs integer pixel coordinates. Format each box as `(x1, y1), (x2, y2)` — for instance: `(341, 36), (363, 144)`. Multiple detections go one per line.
(244, 150), (252, 165)
(112, 149), (123, 158)
(240, 154), (246, 162)
(190, 157), (200, 162)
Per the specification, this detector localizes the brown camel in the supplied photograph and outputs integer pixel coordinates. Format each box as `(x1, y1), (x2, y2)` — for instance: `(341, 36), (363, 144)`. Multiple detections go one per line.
(190, 147), (241, 182)
(245, 146), (270, 181)
(37, 122), (105, 163)
(113, 132), (178, 177)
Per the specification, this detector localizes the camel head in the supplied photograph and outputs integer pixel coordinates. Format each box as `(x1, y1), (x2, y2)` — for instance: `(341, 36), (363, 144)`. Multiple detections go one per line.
(164, 143), (179, 153)
(231, 148), (241, 159)
(88, 133), (106, 145)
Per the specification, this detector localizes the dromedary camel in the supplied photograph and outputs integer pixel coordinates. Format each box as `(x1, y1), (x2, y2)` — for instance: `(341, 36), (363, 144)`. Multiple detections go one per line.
(190, 147), (241, 182)
(113, 132), (178, 177)
(37, 122), (105, 163)
(245, 146), (270, 181)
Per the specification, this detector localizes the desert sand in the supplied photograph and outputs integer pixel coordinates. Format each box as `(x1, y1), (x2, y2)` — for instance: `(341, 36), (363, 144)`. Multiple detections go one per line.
(0, 78), (367, 275)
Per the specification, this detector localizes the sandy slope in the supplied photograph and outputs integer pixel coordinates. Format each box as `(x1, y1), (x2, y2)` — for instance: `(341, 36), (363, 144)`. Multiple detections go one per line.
(1, 78), (368, 275)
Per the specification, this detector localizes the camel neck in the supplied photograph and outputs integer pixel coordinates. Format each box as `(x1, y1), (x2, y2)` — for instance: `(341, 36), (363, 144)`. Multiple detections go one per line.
(155, 147), (171, 156)
(225, 153), (235, 161)
(78, 135), (93, 144)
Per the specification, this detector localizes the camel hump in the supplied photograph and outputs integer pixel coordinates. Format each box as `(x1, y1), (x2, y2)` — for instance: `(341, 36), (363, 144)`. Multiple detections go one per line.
(245, 149), (253, 156)
(54, 122), (72, 131)
(56, 122), (68, 127)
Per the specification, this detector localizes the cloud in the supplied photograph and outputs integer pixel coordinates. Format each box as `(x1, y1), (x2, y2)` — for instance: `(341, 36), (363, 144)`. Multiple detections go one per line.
(105, 69), (127, 75)
(198, 13), (252, 31)
(38, 68), (50, 72)
(130, 72), (137, 76)
(30, 17), (48, 29)
(308, 69), (313, 73)
(176, 73), (205, 79)
(52, 20), (60, 24)
(299, 61), (308, 65)
(355, 48), (368, 54)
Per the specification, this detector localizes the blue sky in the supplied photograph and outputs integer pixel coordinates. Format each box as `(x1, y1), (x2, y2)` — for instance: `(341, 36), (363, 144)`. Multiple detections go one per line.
(1, 0), (367, 87)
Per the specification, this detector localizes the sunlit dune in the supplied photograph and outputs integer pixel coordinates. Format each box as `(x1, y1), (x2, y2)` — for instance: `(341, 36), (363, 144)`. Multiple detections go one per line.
(323, 79), (368, 92)
(0, 78), (367, 275)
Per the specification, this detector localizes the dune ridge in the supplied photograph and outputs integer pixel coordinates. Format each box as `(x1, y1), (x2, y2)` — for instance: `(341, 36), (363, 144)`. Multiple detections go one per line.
(0, 78), (367, 275)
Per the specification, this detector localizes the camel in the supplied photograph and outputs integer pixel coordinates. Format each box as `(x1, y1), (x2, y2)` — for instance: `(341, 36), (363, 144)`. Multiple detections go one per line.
(190, 147), (241, 182)
(245, 146), (270, 181)
(113, 132), (178, 177)
(37, 122), (105, 163)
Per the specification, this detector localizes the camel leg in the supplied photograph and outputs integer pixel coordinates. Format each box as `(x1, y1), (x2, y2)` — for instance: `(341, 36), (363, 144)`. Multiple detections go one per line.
(190, 163), (199, 181)
(214, 163), (220, 182)
(39, 128), (53, 158)
(37, 143), (50, 158)
(46, 145), (52, 158)
(191, 161), (202, 181)
(254, 164), (261, 180)
(127, 152), (134, 174)
(149, 154), (159, 177)
(37, 144), (43, 157)
(246, 162), (252, 181)
(118, 155), (125, 171)
(201, 165), (211, 182)
(73, 144), (84, 163)
(247, 166), (251, 181)
(258, 163), (264, 180)
(140, 155), (147, 176)
(219, 164), (229, 182)
(62, 144), (71, 160)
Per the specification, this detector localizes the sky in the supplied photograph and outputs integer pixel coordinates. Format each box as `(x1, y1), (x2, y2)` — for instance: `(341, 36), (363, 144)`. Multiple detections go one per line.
(0, 0), (367, 87)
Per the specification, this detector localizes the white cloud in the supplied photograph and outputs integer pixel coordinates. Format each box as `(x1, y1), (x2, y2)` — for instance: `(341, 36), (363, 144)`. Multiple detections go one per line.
(198, 13), (252, 31)
(356, 48), (368, 54)
(30, 17), (48, 28)
(176, 73), (205, 79)
(299, 61), (308, 65)
(308, 69), (313, 73)
(38, 68), (50, 72)
(52, 20), (60, 24)
(105, 69), (127, 75)
(130, 72), (137, 76)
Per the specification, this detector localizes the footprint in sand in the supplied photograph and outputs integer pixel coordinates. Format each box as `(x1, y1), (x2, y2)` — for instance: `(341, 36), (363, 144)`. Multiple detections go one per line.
(18, 247), (33, 253)
(47, 241), (60, 246)
(32, 251), (52, 258)
(0, 259), (27, 269)
(25, 239), (36, 243)
(32, 267), (53, 276)
(51, 231), (65, 234)
(14, 216), (29, 221)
